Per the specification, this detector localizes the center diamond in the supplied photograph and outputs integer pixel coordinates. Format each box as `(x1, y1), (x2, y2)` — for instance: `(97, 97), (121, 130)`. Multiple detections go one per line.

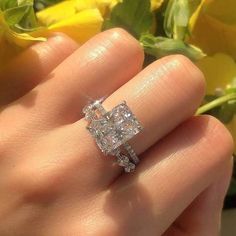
(87, 102), (142, 154)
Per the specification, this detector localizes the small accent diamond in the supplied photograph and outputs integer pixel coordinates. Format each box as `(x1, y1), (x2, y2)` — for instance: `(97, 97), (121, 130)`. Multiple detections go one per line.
(124, 162), (135, 172)
(117, 155), (130, 167)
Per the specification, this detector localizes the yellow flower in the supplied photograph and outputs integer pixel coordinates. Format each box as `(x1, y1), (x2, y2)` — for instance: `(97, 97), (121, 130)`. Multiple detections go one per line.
(0, 0), (164, 70)
(35, 0), (104, 44)
(1, 0), (163, 66)
(189, 0), (236, 150)
(196, 53), (236, 151)
(35, 0), (164, 44)
(196, 53), (236, 94)
(0, 0), (105, 68)
(189, 0), (236, 59)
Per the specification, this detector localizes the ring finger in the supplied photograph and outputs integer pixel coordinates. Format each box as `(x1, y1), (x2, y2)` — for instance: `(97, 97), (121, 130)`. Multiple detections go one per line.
(73, 54), (206, 187)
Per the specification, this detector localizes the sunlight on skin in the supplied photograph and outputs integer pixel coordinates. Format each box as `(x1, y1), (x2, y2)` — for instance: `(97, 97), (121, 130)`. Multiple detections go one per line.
(0, 29), (233, 236)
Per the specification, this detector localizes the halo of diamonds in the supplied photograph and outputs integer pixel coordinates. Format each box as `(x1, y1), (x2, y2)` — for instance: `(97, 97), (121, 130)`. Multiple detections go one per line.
(83, 99), (143, 173)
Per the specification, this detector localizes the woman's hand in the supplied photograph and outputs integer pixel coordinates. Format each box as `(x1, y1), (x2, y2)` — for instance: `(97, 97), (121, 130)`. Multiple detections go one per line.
(0, 28), (233, 236)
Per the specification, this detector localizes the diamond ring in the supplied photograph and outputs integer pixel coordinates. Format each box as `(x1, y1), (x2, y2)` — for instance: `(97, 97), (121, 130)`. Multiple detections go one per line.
(83, 99), (143, 172)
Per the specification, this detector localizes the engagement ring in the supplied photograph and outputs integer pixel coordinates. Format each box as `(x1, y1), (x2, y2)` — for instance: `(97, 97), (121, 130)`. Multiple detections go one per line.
(83, 99), (143, 172)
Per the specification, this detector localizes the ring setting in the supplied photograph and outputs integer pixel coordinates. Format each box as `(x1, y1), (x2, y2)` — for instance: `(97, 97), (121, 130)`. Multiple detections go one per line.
(83, 99), (143, 172)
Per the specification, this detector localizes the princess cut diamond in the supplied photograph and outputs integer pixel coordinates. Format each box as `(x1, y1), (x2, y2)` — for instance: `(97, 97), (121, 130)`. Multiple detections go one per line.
(87, 102), (142, 154)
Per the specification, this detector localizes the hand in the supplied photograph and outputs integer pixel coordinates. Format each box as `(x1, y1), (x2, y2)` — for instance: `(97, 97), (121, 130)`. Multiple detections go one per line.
(0, 28), (233, 236)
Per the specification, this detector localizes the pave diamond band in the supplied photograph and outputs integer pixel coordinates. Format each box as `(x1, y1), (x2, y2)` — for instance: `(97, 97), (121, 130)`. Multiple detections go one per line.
(83, 99), (143, 172)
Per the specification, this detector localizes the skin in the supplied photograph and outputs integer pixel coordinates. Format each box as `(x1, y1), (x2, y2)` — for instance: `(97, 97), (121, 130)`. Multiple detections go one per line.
(0, 28), (234, 236)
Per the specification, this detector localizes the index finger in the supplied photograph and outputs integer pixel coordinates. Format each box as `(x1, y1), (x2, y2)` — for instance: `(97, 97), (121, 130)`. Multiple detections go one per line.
(0, 34), (78, 106)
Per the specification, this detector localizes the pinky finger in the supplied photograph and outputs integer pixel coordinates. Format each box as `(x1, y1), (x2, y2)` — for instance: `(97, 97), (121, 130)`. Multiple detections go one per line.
(104, 115), (233, 235)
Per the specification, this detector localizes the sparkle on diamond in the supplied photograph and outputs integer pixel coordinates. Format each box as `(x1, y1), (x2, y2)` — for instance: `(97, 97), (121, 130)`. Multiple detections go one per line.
(87, 102), (142, 154)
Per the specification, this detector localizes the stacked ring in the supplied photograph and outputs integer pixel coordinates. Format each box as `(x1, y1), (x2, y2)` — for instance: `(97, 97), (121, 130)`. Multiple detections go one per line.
(83, 99), (143, 172)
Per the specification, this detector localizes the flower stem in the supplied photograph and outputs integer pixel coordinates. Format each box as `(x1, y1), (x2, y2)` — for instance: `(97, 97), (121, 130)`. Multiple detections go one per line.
(196, 93), (236, 115)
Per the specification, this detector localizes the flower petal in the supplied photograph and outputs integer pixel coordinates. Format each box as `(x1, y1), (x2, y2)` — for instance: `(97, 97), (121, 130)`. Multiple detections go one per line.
(151, 0), (164, 11)
(196, 53), (236, 94)
(36, 1), (77, 26)
(189, 0), (236, 59)
(47, 8), (103, 44)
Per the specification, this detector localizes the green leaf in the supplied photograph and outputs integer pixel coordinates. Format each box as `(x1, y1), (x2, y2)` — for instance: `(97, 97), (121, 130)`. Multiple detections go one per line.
(18, 0), (33, 5)
(1, 0), (39, 32)
(140, 33), (205, 61)
(18, 6), (38, 30)
(197, 79), (236, 124)
(4, 4), (31, 26)
(218, 102), (236, 124)
(154, 0), (169, 37)
(1, 0), (32, 10)
(197, 93), (236, 124)
(103, 0), (153, 38)
(0, 0), (17, 11)
(164, 0), (190, 40)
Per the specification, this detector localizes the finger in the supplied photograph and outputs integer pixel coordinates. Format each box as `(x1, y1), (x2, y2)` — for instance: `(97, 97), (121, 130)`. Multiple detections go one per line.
(104, 116), (233, 235)
(66, 54), (205, 188)
(0, 33), (78, 107)
(5, 28), (144, 127)
(5, 55), (205, 197)
(164, 156), (233, 236)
